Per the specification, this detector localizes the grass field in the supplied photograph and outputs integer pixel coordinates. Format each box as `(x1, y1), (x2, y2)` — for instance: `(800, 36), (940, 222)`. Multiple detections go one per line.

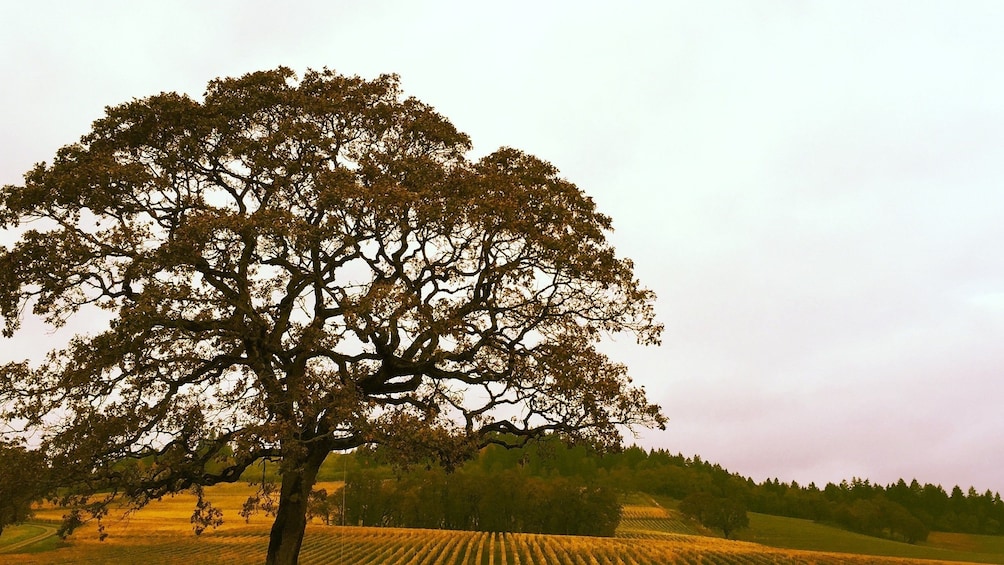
(2, 484), (1003, 564)
(738, 511), (1004, 564)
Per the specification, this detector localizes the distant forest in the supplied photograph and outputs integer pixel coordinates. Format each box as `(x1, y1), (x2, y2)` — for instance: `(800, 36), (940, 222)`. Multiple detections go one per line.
(596, 446), (1003, 543)
(318, 438), (1004, 543)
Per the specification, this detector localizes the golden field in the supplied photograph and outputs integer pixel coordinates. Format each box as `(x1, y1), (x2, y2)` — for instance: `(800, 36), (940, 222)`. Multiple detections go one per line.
(0, 483), (995, 564)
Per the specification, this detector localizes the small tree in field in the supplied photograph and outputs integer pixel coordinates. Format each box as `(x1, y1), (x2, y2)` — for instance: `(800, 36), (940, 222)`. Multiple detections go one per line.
(0, 67), (664, 565)
(680, 492), (749, 539)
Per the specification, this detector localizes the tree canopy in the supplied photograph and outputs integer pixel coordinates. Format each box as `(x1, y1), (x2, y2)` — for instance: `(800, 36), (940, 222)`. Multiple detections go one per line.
(0, 67), (664, 564)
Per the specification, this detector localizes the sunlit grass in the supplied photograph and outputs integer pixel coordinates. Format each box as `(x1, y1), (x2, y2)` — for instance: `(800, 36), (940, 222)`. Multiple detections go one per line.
(30, 481), (345, 536)
(0, 523), (65, 555)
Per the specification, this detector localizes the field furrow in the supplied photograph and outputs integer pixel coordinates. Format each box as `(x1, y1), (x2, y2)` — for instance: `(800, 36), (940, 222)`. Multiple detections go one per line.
(3, 524), (986, 565)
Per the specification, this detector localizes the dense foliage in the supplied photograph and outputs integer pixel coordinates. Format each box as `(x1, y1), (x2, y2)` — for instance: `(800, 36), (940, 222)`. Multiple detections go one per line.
(0, 442), (47, 535)
(331, 467), (619, 536)
(0, 67), (663, 564)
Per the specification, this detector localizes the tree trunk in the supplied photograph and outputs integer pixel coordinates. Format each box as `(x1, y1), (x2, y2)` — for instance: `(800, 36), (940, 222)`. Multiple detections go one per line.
(265, 445), (327, 565)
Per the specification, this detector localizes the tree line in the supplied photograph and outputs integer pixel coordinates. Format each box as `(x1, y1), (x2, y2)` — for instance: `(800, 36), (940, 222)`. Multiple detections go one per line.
(472, 440), (1004, 543)
(619, 451), (1004, 542)
(309, 466), (620, 537)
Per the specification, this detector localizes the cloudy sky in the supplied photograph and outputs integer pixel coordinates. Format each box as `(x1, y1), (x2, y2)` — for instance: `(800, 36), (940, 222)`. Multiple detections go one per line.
(2, 1), (1003, 493)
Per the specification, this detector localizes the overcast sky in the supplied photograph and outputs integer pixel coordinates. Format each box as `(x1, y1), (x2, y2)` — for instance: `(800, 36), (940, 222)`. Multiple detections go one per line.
(2, 1), (1003, 493)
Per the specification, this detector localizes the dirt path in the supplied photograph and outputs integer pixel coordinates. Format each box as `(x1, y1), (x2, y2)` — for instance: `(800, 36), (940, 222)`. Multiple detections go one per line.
(0, 523), (58, 554)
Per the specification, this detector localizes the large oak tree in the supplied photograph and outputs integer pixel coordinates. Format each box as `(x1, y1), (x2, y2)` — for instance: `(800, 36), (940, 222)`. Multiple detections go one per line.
(0, 67), (664, 565)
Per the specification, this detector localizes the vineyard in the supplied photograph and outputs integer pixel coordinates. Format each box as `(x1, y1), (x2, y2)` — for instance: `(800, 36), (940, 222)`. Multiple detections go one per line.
(4, 523), (977, 565)
(0, 485), (996, 564)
